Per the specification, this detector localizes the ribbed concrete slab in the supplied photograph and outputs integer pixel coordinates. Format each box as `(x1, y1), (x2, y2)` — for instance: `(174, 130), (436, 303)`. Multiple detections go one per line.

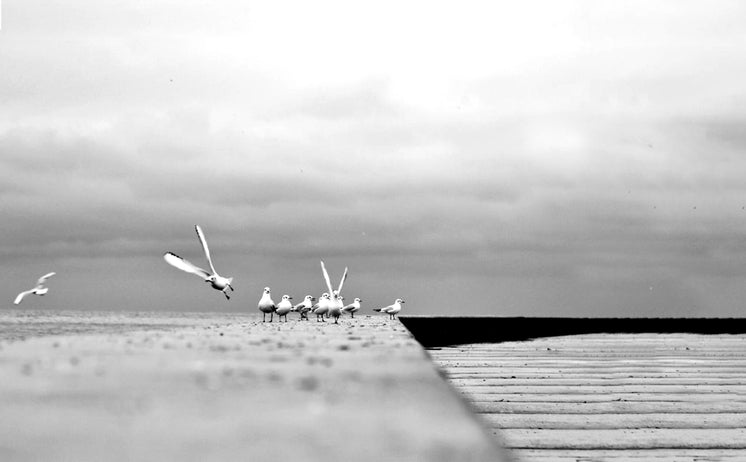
(429, 333), (746, 462)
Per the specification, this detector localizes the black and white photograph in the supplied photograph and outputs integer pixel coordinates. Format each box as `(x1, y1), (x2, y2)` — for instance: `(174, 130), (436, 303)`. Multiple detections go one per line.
(2, 1), (746, 461)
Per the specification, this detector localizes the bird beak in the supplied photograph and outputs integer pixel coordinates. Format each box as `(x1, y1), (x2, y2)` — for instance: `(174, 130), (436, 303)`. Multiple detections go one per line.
(289, 297), (293, 300)
(401, 300), (406, 303)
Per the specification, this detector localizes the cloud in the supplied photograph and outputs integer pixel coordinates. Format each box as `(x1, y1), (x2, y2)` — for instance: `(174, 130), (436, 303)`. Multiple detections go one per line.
(2, 1), (746, 315)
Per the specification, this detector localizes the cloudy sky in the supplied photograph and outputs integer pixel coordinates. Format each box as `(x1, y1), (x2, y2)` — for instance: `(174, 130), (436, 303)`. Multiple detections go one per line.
(2, 0), (746, 316)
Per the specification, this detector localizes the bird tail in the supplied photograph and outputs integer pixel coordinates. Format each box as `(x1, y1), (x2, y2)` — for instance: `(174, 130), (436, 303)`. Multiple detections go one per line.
(373, 308), (382, 312)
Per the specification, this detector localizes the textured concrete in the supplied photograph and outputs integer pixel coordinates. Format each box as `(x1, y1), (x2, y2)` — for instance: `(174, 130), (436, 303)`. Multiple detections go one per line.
(0, 311), (506, 462)
(430, 333), (746, 462)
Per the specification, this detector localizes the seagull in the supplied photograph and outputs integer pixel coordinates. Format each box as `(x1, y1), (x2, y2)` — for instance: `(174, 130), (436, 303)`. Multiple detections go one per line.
(342, 298), (362, 318)
(320, 260), (348, 320)
(312, 293), (330, 322)
(258, 287), (276, 322)
(293, 295), (315, 321)
(275, 295), (293, 322)
(163, 225), (234, 300)
(328, 295), (343, 324)
(14, 272), (56, 305)
(374, 298), (405, 320)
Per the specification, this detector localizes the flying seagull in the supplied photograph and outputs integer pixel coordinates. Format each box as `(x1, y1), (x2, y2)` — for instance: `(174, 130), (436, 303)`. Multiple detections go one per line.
(320, 260), (347, 320)
(14, 272), (56, 305)
(163, 225), (234, 299)
(374, 298), (405, 319)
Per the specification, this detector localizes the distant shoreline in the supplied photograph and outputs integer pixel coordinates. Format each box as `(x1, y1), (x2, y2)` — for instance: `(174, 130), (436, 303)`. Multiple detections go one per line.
(400, 316), (746, 347)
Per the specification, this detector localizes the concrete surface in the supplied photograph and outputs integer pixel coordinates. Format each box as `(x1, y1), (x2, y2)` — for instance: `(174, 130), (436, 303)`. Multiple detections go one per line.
(430, 333), (746, 462)
(0, 311), (506, 462)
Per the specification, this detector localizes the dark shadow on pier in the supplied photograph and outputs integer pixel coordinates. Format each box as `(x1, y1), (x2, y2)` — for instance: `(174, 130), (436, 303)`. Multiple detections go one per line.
(399, 316), (746, 348)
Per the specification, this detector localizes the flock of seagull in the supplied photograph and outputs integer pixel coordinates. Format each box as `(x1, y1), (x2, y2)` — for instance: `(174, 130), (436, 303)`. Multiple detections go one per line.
(13, 225), (405, 324)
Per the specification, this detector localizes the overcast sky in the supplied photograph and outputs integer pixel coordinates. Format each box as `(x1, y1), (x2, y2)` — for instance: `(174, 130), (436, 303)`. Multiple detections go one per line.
(2, 0), (746, 316)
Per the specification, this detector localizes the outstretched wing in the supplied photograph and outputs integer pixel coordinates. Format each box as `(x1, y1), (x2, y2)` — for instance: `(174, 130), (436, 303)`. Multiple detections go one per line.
(164, 252), (210, 279)
(195, 225), (217, 275)
(320, 261), (334, 294)
(36, 272), (56, 286)
(337, 267), (348, 294)
(14, 290), (33, 305)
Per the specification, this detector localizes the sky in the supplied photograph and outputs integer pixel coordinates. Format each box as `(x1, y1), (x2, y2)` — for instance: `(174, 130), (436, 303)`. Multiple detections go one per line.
(2, 0), (746, 316)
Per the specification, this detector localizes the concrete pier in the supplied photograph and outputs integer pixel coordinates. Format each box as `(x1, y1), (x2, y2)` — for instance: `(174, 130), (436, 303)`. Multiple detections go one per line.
(430, 333), (746, 462)
(0, 311), (506, 462)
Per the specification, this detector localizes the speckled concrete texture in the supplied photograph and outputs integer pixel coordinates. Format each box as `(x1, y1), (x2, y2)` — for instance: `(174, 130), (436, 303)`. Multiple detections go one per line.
(0, 311), (506, 462)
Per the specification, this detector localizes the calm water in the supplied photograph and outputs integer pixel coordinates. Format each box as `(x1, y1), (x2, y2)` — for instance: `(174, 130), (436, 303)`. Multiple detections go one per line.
(0, 310), (251, 342)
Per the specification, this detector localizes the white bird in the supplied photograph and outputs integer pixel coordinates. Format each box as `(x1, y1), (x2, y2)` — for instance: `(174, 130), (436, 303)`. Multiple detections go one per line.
(374, 298), (405, 320)
(14, 272), (56, 305)
(320, 260), (348, 322)
(276, 295), (293, 322)
(312, 293), (330, 322)
(342, 298), (362, 318)
(328, 295), (343, 324)
(258, 287), (276, 322)
(163, 225), (234, 300)
(293, 295), (315, 321)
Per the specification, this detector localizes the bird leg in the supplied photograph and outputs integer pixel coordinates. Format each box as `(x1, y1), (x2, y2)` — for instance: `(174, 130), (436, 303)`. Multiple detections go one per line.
(263, 312), (266, 322)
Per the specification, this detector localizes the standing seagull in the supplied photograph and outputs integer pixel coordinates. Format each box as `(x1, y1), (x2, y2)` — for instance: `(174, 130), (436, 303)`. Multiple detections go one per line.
(14, 272), (56, 305)
(342, 298), (362, 318)
(374, 299), (405, 319)
(312, 293), (330, 322)
(293, 295), (315, 321)
(328, 295), (343, 324)
(276, 295), (293, 322)
(258, 287), (276, 322)
(163, 225), (234, 299)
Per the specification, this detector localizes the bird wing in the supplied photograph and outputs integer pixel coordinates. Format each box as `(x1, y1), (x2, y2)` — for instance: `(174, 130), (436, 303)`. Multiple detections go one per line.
(14, 290), (33, 305)
(36, 272), (56, 286)
(337, 267), (348, 294)
(342, 303), (354, 312)
(195, 225), (217, 275)
(320, 261), (334, 294)
(164, 252), (210, 279)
